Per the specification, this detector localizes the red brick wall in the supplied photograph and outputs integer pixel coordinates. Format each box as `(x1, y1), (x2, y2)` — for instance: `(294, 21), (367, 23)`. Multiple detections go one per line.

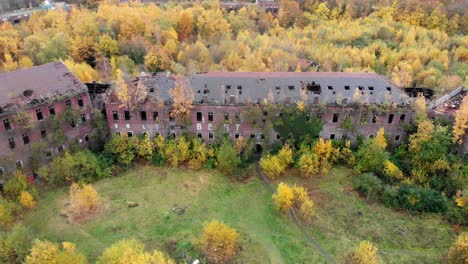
(0, 91), (93, 177)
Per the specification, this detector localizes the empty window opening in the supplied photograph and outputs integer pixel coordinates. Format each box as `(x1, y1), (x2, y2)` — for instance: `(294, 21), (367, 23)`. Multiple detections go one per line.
(197, 112), (202, 121)
(84, 134), (89, 142)
(372, 114), (377, 123)
(226, 85), (231, 90)
(113, 111), (119, 120)
(306, 112), (311, 121)
(330, 134), (336, 139)
(332, 113), (339, 123)
(155, 132), (160, 137)
(149, 87), (155, 92)
(229, 95), (236, 104)
(8, 138), (15, 149)
(369, 134), (375, 138)
(250, 133), (255, 138)
(71, 119), (76, 128)
(344, 86), (350, 90)
(235, 112), (240, 122)
(386, 87), (392, 91)
(23, 133), (29, 145)
(224, 112), (229, 121)
(197, 133), (203, 138)
(16, 160), (23, 169)
(124, 111), (131, 120)
(263, 111), (268, 116)
(41, 127), (47, 139)
(49, 105), (56, 115)
(388, 114), (394, 124)
(400, 114), (406, 122)
(169, 112), (175, 121)
(81, 114), (87, 122)
(288, 85), (295, 90)
(358, 86), (364, 90)
(3, 119), (11, 131)
(307, 82), (321, 94)
(328, 86), (333, 90)
(203, 89), (210, 94)
(208, 132), (214, 139)
(260, 134), (265, 139)
(78, 97), (84, 107)
(395, 135), (401, 141)
(0, 167), (4, 176)
(276, 134), (280, 140)
(208, 112), (214, 122)
(36, 109), (43, 120)
(370, 92), (374, 95)
(115, 132), (121, 136)
(153, 111), (159, 121)
(234, 133), (240, 139)
(65, 99), (71, 107)
(127, 132), (133, 137)
(368, 86), (374, 90)
(140, 111), (147, 121)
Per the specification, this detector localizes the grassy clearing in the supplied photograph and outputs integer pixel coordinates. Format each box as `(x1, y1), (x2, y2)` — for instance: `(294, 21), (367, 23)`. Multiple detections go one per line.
(282, 166), (456, 264)
(23, 166), (456, 263)
(23, 167), (320, 263)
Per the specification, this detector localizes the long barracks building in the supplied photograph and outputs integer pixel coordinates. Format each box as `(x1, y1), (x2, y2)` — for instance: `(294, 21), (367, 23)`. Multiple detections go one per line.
(1, 62), (466, 179)
(105, 71), (414, 148)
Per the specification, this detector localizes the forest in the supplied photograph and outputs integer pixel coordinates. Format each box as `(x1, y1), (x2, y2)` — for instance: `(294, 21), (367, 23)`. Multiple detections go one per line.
(0, 0), (466, 95)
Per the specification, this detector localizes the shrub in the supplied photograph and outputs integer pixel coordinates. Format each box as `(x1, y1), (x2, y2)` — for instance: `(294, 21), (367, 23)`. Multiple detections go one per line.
(0, 197), (14, 229)
(25, 240), (87, 264)
(19, 190), (36, 209)
(343, 240), (378, 264)
(445, 205), (468, 226)
(273, 183), (294, 212)
(0, 224), (34, 263)
(69, 183), (101, 220)
(98, 239), (174, 264)
(3, 170), (28, 200)
(217, 140), (241, 176)
(299, 199), (315, 224)
(447, 232), (468, 264)
(298, 152), (320, 178)
(352, 173), (383, 202)
(382, 185), (448, 213)
(199, 220), (240, 264)
(260, 154), (286, 179)
(383, 160), (404, 181)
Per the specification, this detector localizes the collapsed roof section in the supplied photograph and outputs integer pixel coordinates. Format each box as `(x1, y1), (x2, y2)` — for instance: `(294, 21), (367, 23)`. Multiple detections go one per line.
(0, 61), (87, 114)
(190, 72), (411, 105)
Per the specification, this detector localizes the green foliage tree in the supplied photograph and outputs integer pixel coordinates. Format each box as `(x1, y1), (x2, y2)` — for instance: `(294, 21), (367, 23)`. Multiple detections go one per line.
(0, 224), (34, 263)
(217, 140), (241, 176)
(273, 108), (323, 145)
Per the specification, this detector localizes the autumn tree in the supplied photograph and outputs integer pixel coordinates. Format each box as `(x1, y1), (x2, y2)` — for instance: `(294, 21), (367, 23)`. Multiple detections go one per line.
(98, 239), (174, 264)
(25, 240), (87, 264)
(273, 183), (315, 223)
(64, 59), (99, 83)
(447, 232), (468, 264)
(413, 94), (427, 123)
(69, 183), (101, 221)
(260, 154), (286, 179)
(0, 224), (34, 263)
(169, 78), (194, 122)
(0, 197), (14, 229)
(19, 190), (36, 209)
(104, 133), (136, 167)
(136, 133), (153, 161)
(144, 46), (171, 74)
(298, 152), (320, 178)
(313, 138), (338, 174)
(383, 160), (404, 181)
(199, 220), (240, 264)
(278, 0), (301, 27)
(452, 96), (468, 144)
(343, 241), (379, 264)
(96, 34), (119, 58)
(177, 10), (194, 42)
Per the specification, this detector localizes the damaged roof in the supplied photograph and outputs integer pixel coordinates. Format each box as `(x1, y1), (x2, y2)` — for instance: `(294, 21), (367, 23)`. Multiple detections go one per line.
(0, 61), (87, 108)
(190, 72), (411, 105)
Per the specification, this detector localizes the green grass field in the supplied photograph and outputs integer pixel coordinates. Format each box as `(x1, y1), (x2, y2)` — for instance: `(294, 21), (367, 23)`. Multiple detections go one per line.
(22, 166), (456, 263)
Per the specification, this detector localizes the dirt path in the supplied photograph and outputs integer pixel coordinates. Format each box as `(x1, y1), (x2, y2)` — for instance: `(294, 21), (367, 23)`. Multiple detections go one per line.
(255, 163), (336, 264)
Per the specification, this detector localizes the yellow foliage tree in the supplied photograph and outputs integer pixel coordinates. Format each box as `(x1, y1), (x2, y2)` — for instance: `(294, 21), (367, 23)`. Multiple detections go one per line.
(383, 160), (404, 180)
(341, 140), (356, 166)
(373, 128), (387, 150)
(273, 182), (294, 212)
(26, 240), (87, 264)
(136, 133), (153, 161)
(409, 120), (434, 153)
(169, 78), (194, 122)
(260, 154), (286, 179)
(447, 232), (467, 264)
(452, 96), (468, 144)
(414, 94), (427, 123)
(299, 198), (315, 224)
(298, 152), (320, 178)
(69, 183), (100, 220)
(19, 190), (36, 209)
(199, 220), (240, 264)
(64, 59), (98, 83)
(277, 144), (294, 167)
(98, 239), (174, 264)
(343, 240), (379, 264)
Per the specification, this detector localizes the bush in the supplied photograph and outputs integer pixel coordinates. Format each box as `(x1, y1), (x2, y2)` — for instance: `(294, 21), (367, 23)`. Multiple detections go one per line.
(0, 224), (34, 263)
(260, 154), (286, 179)
(69, 183), (101, 221)
(0, 198), (15, 229)
(217, 140), (241, 176)
(382, 185), (448, 213)
(447, 232), (468, 264)
(98, 239), (174, 264)
(19, 190), (36, 209)
(352, 173), (383, 202)
(3, 171), (28, 200)
(25, 240), (87, 264)
(273, 183), (294, 212)
(343, 240), (379, 264)
(199, 220), (240, 264)
(445, 205), (468, 226)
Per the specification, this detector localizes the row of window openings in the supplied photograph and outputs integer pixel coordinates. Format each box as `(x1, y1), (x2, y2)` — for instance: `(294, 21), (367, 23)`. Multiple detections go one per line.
(205, 84), (389, 94)
(328, 133), (400, 141)
(332, 113), (405, 124)
(2, 99), (85, 131)
(7, 116), (87, 150)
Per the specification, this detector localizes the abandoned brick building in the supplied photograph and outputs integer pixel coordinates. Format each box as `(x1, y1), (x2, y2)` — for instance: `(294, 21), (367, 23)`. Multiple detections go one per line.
(0, 62), (94, 178)
(105, 71), (415, 150)
(1, 62), (466, 180)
